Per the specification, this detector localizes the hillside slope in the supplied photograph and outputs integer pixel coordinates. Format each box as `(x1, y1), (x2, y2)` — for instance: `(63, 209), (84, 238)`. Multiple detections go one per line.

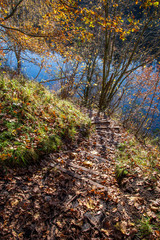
(0, 74), (91, 166)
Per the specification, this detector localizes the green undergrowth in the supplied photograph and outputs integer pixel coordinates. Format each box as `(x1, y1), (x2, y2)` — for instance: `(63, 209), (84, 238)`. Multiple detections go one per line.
(116, 133), (160, 180)
(0, 74), (91, 166)
(136, 212), (160, 239)
(116, 132), (160, 238)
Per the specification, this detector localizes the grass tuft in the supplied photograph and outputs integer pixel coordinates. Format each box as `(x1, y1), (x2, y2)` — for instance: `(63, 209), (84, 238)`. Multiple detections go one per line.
(137, 216), (153, 238)
(115, 165), (128, 185)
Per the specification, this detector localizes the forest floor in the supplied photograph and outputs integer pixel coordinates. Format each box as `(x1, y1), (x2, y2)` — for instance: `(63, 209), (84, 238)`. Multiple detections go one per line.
(0, 111), (160, 240)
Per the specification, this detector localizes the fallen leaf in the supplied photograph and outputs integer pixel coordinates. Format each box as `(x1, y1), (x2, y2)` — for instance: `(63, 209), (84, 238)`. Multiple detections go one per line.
(85, 198), (95, 209)
(34, 213), (40, 220)
(90, 150), (98, 155)
(112, 208), (117, 213)
(101, 228), (110, 236)
(115, 221), (127, 235)
(83, 161), (93, 167)
(56, 221), (62, 228)
(11, 199), (19, 207)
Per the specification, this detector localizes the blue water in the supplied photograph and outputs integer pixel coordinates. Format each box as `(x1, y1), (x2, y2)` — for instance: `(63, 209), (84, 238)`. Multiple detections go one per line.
(3, 50), (63, 88)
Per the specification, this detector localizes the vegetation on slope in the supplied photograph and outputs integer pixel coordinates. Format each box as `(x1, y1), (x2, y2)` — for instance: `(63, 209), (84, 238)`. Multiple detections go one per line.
(116, 133), (160, 181)
(0, 73), (91, 166)
(116, 131), (160, 238)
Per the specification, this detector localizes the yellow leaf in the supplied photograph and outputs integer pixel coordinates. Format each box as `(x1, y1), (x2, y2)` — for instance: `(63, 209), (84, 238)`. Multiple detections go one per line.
(128, 18), (132, 23)
(11, 199), (19, 207)
(56, 221), (62, 228)
(153, 2), (159, 7)
(86, 198), (95, 209)
(115, 221), (127, 235)
(101, 228), (110, 236)
(83, 161), (93, 167)
(13, 98), (18, 102)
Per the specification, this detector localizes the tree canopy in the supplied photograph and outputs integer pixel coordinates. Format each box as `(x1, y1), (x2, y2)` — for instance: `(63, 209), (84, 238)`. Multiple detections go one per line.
(0, 0), (159, 111)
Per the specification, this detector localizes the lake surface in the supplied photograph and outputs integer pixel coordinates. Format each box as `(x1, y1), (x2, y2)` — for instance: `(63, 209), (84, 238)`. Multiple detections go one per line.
(3, 50), (63, 88)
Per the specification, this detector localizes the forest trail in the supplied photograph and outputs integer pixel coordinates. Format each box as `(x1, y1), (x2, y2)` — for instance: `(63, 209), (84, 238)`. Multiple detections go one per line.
(0, 112), (160, 239)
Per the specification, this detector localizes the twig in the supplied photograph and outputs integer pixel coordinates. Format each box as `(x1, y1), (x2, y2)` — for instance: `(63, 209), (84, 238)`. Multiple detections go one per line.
(65, 192), (81, 205)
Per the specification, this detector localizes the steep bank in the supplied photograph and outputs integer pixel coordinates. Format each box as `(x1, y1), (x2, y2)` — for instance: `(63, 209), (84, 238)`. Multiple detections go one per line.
(0, 74), (91, 166)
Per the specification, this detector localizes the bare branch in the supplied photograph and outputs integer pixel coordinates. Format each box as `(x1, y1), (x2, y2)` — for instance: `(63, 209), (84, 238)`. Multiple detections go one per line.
(40, 77), (66, 84)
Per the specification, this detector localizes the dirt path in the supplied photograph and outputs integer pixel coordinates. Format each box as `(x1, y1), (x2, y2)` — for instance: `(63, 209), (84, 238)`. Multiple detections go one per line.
(0, 114), (159, 239)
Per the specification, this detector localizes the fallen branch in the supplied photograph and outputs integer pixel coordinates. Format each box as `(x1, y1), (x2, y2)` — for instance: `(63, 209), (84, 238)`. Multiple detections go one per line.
(69, 162), (99, 176)
(50, 163), (108, 191)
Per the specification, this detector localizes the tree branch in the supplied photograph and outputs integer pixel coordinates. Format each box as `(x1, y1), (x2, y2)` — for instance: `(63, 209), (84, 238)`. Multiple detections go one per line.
(2, 0), (24, 21)
(40, 77), (66, 84)
(0, 24), (60, 38)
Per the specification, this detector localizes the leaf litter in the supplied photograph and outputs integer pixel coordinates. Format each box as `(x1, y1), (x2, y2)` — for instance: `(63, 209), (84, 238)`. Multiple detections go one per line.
(0, 111), (160, 239)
